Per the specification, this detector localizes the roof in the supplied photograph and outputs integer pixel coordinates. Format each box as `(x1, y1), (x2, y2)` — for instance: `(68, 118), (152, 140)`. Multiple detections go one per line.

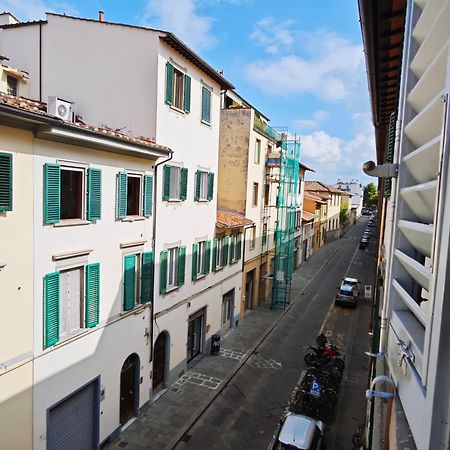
(216, 208), (253, 229)
(304, 193), (326, 204)
(357, 0), (406, 162)
(0, 92), (170, 154)
(302, 211), (316, 222)
(305, 181), (347, 195)
(1, 12), (234, 90)
(299, 161), (314, 172)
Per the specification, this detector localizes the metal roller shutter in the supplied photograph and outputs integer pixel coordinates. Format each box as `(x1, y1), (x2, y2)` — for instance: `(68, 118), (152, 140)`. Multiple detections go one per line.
(47, 379), (99, 450)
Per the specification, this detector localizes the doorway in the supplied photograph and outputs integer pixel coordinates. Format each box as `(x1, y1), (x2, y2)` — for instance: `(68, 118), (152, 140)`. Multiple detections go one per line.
(153, 333), (168, 394)
(245, 269), (255, 310)
(221, 289), (234, 328)
(187, 309), (205, 362)
(259, 263), (267, 303)
(120, 354), (140, 427)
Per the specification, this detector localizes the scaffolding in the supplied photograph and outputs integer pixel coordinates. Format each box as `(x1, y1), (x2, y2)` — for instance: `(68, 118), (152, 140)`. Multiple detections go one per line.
(271, 138), (301, 309)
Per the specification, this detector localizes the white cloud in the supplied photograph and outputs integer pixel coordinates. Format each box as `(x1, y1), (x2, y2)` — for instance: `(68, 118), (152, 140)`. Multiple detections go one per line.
(143, 0), (215, 51)
(246, 26), (364, 102)
(294, 110), (328, 130)
(0, 0), (78, 21)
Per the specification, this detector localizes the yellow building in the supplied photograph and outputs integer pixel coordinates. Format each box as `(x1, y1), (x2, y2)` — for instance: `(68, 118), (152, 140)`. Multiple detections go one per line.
(303, 193), (327, 252)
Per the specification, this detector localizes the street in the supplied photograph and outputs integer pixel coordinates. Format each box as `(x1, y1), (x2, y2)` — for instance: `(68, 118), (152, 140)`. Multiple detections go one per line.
(175, 218), (375, 449)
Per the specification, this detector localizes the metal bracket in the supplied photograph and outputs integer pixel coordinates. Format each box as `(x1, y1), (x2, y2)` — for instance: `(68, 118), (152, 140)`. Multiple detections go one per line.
(397, 339), (415, 365)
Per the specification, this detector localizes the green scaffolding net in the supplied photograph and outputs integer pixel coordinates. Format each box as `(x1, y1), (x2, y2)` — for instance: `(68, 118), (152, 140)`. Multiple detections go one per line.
(271, 138), (301, 310)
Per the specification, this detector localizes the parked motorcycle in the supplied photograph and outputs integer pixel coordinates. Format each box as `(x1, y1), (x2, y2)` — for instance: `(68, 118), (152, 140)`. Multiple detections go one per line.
(304, 346), (345, 371)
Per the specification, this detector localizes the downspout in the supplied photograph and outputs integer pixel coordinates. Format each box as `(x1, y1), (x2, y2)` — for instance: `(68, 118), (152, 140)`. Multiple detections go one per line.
(39, 22), (42, 102)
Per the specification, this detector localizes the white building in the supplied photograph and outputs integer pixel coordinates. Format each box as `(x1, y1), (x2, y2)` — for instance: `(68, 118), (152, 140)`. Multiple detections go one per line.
(0, 10), (243, 447)
(334, 179), (363, 218)
(359, 0), (450, 448)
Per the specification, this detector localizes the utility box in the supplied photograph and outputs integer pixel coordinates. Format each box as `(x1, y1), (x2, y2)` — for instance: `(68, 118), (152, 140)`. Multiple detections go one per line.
(211, 334), (220, 355)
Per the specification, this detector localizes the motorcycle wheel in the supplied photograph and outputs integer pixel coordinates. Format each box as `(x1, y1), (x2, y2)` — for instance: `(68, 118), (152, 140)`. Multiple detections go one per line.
(304, 353), (317, 366)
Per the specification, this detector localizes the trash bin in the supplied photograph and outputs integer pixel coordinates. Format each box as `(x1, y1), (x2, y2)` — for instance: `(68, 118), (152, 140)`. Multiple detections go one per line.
(211, 334), (220, 355)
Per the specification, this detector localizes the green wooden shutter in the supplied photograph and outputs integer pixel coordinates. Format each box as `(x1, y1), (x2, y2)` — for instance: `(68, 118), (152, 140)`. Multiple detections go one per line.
(123, 254), (136, 311)
(163, 165), (171, 201)
(177, 246), (186, 286)
(212, 238), (218, 272)
(44, 163), (61, 224)
(144, 175), (153, 217)
(44, 272), (60, 347)
(237, 233), (242, 260)
(194, 171), (201, 201)
(201, 87), (211, 123)
(160, 250), (168, 294)
(384, 111), (396, 197)
(192, 243), (199, 281)
(87, 168), (102, 221)
(230, 236), (235, 264)
(183, 74), (191, 113)
(207, 172), (214, 201)
(85, 263), (100, 328)
(0, 152), (12, 212)
(222, 236), (229, 266)
(141, 252), (154, 304)
(165, 62), (174, 105)
(117, 172), (128, 219)
(205, 240), (211, 275)
(180, 168), (188, 201)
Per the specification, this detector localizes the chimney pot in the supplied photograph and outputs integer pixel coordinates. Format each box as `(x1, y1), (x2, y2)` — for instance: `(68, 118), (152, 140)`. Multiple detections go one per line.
(99, 10), (104, 22)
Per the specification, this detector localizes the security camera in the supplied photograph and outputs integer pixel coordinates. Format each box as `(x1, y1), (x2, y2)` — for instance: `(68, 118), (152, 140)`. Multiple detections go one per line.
(363, 160), (398, 178)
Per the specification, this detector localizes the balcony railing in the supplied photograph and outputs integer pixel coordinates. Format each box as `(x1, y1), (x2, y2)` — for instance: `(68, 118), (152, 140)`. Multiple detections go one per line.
(254, 115), (282, 143)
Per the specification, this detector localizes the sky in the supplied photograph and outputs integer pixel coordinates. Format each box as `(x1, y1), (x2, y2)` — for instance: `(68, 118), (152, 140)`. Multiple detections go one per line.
(3, 0), (376, 186)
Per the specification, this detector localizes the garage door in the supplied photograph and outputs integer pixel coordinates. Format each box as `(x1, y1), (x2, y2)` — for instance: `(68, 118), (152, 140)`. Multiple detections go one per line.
(47, 379), (99, 450)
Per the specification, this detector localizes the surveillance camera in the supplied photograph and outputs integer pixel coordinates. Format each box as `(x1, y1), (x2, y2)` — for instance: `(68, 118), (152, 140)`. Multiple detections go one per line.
(363, 161), (398, 178)
(363, 161), (376, 172)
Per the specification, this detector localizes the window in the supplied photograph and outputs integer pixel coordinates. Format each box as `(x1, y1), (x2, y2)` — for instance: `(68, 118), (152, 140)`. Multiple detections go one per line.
(253, 183), (259, 207)
(44, 163), (103, 224)
(44, 263), (100, 348)
(212, 235), (237, 271)
(250, 227), (256, 249)
(0, 152), (12, 212)
(192, 240), (211, 280)
(6, 75), (17, 96)
(123, 252), (154, 311)
(160, 246), (186, 293)
(255, 139), (261, 164)
(201, 86), (212, 124)
(229, 234), (242, 263)
(264, 184), (270, 207)
(165, 62), (191, 113)
(163, 165), (188, 201)
(195, 171), (214, 201)
(262, 223), (268, 246)
(117, 172), (152, 219)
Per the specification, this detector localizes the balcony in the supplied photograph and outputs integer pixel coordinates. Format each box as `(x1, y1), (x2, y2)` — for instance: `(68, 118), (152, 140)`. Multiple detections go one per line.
(254, 115), (282, 143)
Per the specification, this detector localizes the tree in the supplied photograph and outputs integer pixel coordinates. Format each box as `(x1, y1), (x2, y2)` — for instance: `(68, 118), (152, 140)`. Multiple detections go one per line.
(340, 203), (349, 226)
(363, 182), (378, 208)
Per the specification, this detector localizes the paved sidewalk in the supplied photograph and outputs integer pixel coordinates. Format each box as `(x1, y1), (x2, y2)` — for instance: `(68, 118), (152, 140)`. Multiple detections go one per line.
(107, 239), (343, 450)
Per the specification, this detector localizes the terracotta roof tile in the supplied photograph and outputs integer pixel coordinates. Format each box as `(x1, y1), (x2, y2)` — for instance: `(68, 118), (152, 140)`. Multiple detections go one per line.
(305, 181), (345, 194)
(302, 211), (316, 221)
(216, 208), (253, 229)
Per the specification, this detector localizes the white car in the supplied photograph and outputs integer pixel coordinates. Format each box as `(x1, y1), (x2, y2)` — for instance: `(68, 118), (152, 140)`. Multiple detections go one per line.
(343, 277), (360, 296)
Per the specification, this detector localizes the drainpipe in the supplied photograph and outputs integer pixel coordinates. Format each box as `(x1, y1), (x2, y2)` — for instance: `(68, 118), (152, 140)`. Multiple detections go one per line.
(39, 22), (42, 102)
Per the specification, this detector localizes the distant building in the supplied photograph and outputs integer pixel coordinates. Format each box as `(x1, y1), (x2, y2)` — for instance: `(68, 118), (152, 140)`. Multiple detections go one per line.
(334, 180), (363, 218)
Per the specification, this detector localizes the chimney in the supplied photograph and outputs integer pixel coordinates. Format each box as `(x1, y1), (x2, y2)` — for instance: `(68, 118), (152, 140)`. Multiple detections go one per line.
(98, 10), (104, 22)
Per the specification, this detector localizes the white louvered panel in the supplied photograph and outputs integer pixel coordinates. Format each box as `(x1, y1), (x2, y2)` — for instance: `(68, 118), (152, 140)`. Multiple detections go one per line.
(392, 279), (428, 327)
(400, 180), (437, 223)
(407, 42), (448, 112)
(410, 1), (450, 77)
(412, 0), (446, 44)
(394, 249), (432, 291)
(403, 136), (440, 184)
(414, 0), (429, 9)
(404, 92), (444, 148)
(398, 220), (433, 257)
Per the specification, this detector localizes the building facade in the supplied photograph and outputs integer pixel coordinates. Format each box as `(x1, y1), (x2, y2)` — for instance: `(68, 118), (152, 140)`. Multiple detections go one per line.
(334, 179), (363, 218)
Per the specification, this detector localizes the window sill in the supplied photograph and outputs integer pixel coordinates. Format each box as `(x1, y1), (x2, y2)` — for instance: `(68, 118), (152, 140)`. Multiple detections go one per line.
(120, 304), (147, 316)
(122, 215), (145, 222)
(163, 285), (180, 295)
(213, 266), (224, 272)
(54, 219), (91, 228)
(166, 199), (182, 204)
(201, 119), (211, 127)
(194, 274), (206, 281)
(230, 259), (240, 265)
(170, 105), (186, 115)
(196, 199), (209, 203)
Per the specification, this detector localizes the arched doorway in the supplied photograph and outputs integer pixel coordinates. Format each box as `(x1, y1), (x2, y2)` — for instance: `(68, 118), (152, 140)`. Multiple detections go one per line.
(153, 333), (168, 393)
(120, 353), (140, 426)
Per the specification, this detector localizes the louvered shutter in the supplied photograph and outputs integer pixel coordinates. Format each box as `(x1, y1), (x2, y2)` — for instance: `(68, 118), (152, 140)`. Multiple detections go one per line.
(87, 168), (102, 221)
(230, 236), (235, 264)
(117, 172), (128, 219)
(44, 163), (61, 224)
(163, 165), (171, 201)
(222, 236), (229, 266)
(237, 233), (242, 260)
(201, 87), (211, 123)
(384, 111), (396, 197)
(194, 171), (201, 201)
(180, 168), (188, 201)
(165, 62), (174, 105)
(85, 263), (100, 328)
(177, 246), (186, 286)
(123, 255), (136, 311)
(144, 175), (153, 217)
(207, 172), (214, 201)
(0, 152), (12, 212)
(141, 252), (154, 304)
(205, 240), (211, 275)
(160, 250), (168, 294)
(183, 74), (191, 113)
(44, 272), (60, 347)
(192, 243), (199, 281)
(212, 238), (218, 272)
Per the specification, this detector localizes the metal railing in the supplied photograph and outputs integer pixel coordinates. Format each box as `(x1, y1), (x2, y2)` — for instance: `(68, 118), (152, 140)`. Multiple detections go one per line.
(253, 115), (282, 143)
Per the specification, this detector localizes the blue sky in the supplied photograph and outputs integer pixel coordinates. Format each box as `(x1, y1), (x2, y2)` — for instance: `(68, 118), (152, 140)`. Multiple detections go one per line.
(5, 0), (375, 185)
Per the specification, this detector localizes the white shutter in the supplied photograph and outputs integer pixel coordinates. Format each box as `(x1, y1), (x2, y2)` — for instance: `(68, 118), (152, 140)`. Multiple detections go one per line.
(60, 268), (82, 337)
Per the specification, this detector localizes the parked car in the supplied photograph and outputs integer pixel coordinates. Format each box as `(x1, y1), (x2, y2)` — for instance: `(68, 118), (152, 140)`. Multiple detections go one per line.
(359, 239), (368, 250)
(335, 278), (360, 307)
(342, 277), (360, 296)
(361, 208), (370, 215)
(268, 412), (325, 450)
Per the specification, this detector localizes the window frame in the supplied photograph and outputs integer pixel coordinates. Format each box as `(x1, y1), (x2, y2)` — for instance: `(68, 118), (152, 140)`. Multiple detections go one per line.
(169, 166), (181, 201)
(126, 173), (143, 217)
(216, 237), (224, 270)
(255, 139), (261, 164)
(173, 67), (185, 111)
(59, 165), (86, 222)
(250, 226), (256, 250)
(196, 240), (207, 278)
(59, 265), (84, 339)
(201, 86), (212, 125)
(198, 171), (208, 201)
(252, 182), (259, 207)
(167, 246), (179, 289)
(6, 75), (18, 96)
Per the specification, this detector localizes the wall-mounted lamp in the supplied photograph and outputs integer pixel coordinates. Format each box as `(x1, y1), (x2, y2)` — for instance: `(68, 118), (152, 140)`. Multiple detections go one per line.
(362, 160), (398, 178)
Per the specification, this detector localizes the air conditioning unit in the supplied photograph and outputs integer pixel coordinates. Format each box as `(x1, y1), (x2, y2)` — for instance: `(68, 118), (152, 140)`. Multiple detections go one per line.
(47, 96), (75, 121)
